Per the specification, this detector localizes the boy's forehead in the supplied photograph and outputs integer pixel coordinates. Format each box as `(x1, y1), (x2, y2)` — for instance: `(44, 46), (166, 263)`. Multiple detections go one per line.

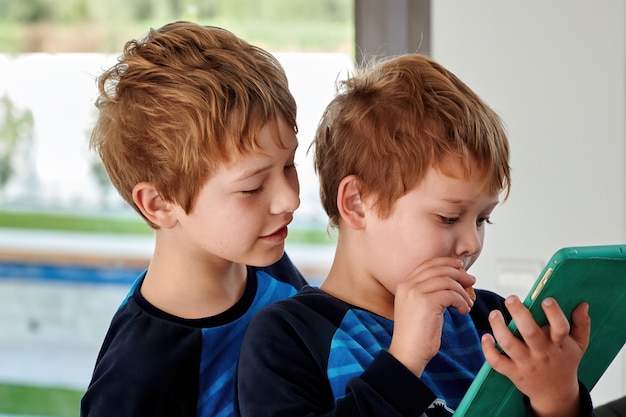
(433, 156), (491, 184)
(213, 151), (268, 180)
(230, 155), (273, 181)
(421, 162), (500, 200)
(222, 143), (296, 182)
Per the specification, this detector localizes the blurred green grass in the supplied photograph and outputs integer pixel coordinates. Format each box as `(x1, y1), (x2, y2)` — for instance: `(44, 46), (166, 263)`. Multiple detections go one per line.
(0, 210), (152, 235)
(0, 209), (334, 245)
(0, 383), (82, 417)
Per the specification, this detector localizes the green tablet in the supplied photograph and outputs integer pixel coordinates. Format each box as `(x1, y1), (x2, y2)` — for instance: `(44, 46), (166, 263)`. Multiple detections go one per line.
(454, 244), (626, 417)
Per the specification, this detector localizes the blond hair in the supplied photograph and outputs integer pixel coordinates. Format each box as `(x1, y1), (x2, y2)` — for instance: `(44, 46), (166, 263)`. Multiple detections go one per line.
(91, 21), (297, 227)
(313, 54), (510, 227)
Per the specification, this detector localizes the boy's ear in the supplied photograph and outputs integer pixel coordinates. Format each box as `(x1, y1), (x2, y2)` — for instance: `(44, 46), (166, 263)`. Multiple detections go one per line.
(337, 175), (366, 230)
(132, 182), (178, 229)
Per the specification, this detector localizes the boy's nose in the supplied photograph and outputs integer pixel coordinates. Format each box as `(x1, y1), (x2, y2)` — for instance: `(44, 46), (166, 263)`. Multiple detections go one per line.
(456, 225), (483, 259)
(270, 179), (300, 214)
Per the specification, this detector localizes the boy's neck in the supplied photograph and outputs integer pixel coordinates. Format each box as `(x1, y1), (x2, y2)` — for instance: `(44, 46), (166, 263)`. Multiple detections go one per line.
(140, 238), (248, 319)
(321, 253), (395, 320)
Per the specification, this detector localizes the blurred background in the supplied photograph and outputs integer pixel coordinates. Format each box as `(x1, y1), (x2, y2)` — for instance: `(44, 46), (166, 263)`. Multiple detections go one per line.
(0, 1), (624, 416)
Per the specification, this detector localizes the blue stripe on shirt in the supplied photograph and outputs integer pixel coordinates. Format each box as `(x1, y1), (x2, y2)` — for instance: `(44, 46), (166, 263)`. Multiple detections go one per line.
(196, 270), (300, 417)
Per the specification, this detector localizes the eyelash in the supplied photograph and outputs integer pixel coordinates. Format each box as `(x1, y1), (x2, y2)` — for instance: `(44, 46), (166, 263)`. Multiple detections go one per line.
(479, 217), (493, 226)
(242, 185), (264, 195)
(242, 163), (297, 195)
(438, 216), (493, 226)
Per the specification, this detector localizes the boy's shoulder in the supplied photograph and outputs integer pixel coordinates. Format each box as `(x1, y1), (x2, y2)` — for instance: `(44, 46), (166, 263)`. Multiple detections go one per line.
(255, 252), (307, 289)
(96, 294), (204, 374)
(261, 285), (339, 309)
(249, 285), (352, 334)
(246, 252), (308, 317)
(93, 254), (305, 373)
(83, 295), (202, 413)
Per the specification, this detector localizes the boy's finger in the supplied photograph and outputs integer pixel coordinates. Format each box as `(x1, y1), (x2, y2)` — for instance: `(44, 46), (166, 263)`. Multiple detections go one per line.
(483, 314), (521, 377)
(481, 333), (510, 372)
(570, 302), (591, 351)
(503, 296), (547, 352)
(410, 257), (463, 277)
(541, 297), (570, 344)
(488, 308), (526, 359)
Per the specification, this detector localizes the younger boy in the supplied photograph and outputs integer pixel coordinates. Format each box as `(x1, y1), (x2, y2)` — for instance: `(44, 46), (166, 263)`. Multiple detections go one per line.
(236, 54), (594, 416)
(80, 21), (306, 417)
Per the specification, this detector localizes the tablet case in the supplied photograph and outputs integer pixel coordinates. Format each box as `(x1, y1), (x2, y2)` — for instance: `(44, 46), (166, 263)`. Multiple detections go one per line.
(454, 244), (626, 417)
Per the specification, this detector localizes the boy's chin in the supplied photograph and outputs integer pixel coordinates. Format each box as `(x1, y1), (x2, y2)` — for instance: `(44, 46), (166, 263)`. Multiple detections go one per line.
(246, 246), (285, 267)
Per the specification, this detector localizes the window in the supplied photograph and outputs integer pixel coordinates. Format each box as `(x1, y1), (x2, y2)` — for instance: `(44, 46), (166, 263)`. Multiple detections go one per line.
(0, 2), (353, 414)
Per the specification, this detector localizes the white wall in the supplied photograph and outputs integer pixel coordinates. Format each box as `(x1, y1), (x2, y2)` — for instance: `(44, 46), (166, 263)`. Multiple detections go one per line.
(431, 0), (626, 405)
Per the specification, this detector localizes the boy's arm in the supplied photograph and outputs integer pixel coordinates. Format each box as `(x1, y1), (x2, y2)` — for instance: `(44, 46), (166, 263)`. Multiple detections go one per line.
(236, 303), (437, 417)
(81, 349), (199, 417)
(81, 368), (197, 417)
(349, 350), (438, 415)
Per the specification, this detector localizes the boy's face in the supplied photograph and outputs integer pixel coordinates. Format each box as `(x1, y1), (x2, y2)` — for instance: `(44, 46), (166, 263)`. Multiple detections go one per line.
(172, 116), (300, 267)
(362, 158), (499, 292)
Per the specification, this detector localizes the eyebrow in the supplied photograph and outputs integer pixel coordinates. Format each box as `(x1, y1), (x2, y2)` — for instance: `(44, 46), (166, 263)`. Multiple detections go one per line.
(441, 198), (465, 205)
(440, 198), (501, 207)
(235, 164), (272, 182)
(234, 143), (298, 182)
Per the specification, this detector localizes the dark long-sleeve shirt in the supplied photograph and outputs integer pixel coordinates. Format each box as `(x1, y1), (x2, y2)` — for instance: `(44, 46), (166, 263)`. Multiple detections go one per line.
(236, 285), (595, 417)
(81, 253), (306, 417)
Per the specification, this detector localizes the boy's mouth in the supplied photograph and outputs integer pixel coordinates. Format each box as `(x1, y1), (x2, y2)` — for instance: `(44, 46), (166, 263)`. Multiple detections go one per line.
(259, 220), (291, 242)
(259, 226), (288, 243)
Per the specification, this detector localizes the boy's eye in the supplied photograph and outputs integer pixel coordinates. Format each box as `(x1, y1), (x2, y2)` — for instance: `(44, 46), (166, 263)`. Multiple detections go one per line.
(285, 162), (297, 171)
(438, 216), (458, 225)
(242, 185), (264, 195)
(477, 217), (493, 226)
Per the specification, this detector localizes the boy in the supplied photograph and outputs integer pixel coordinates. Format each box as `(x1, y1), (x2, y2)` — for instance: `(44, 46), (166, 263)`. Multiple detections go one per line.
(80, 21), (307, 417)
(236, 54), (594, 417)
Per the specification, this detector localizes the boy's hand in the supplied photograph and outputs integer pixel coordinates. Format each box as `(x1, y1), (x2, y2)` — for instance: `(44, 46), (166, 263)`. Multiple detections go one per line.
(483, 296), (591, 417)
(389, 257), (476, 377)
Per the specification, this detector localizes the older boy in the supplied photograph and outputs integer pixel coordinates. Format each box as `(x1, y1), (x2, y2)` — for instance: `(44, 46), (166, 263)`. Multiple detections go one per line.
(236, 54), (594, 417)
(80, 21), (306, 417)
